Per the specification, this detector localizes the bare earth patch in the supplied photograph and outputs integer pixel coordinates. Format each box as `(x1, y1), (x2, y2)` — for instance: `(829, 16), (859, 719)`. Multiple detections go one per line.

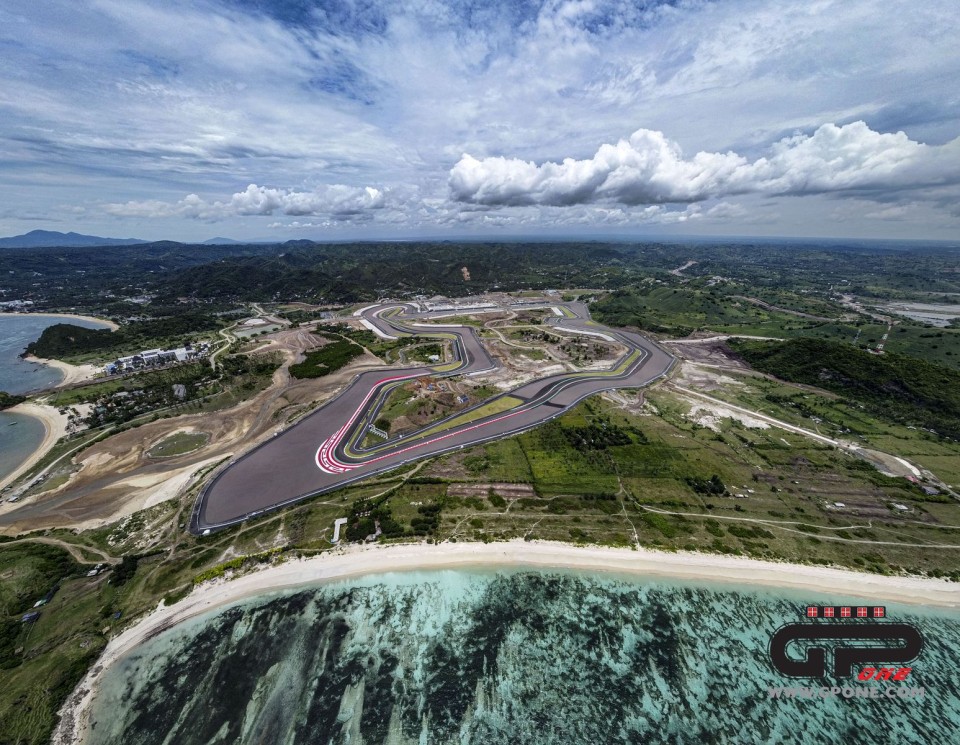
(684, 400), (771, 432)
(447, 483), (536, 499)
(0, 326), (391, 533)
(673, 361), (747, 392)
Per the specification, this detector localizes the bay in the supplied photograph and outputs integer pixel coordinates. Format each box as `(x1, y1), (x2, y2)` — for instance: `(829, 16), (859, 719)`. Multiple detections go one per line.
(0, 314), (111, 484)
(0, 314), (109, 395)
(0, 410), (45, 485)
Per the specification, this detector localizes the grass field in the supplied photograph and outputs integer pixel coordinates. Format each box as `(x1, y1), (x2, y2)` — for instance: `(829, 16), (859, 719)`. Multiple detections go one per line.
(511, 347), (547, 361)
(591, 283), (960, 368)
(404, 342), (444, 363)
(593, 286), (804, 336)
(398, 395), (960, 574)
(362, 383), (520, 448)
(146, 432), (210, 458)
(416, 396), (523, 438)
(676, 368), (960, 486)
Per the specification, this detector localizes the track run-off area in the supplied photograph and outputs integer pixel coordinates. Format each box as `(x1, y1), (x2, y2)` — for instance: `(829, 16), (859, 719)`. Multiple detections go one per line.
(191, 301), (675, 533)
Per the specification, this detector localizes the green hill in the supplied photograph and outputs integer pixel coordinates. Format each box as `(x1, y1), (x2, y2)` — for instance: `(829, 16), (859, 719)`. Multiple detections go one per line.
(731, 337), (960, 438)
(25, 315), (220, 361)
(592, 286), (797, 336)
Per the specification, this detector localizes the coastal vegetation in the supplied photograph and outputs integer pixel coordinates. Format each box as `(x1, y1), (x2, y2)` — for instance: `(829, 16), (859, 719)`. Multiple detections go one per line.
(25, 314), (221, 363)
(49, 353), (281, 428)
(0, 543), (95, 742)
(0, 392), (25, 410)
(0, 543), (78, 624)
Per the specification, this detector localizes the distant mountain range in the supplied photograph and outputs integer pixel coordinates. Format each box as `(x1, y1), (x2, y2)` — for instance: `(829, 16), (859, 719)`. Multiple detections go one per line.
(0, 231), (264, 248)
(201, 237), (244, 245)
(0, 230), (148, 248)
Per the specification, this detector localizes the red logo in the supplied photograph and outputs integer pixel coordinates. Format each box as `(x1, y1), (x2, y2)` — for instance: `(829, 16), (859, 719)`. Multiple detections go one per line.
(858, 667), (912, 681)
(804, 606), (884, 619)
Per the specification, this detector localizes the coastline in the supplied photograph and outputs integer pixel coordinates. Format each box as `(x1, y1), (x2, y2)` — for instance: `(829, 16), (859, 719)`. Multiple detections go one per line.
(0, 311), (118, 331)
(22, 354), (101, 388)
(0, 402), (68, 492)
(1, 311), (111, 389)
(0, 312), (110, 492)
(54, 539), (960, 744)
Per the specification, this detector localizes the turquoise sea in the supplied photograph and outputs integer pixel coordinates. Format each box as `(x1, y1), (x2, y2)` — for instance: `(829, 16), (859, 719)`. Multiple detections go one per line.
(0, 314), (110, 483)
(88, 569), (960, 744)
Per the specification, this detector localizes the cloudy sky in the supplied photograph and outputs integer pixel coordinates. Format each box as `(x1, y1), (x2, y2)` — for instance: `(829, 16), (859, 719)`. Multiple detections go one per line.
(2, 0), (959, 242)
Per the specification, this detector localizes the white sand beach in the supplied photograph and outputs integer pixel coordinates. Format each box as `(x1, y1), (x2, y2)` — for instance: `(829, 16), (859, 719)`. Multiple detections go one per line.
(0, 402), (69, 492)
(22, 354), (101, 388)
(54, 539), (960, 744)
(1, 311), (118, 331)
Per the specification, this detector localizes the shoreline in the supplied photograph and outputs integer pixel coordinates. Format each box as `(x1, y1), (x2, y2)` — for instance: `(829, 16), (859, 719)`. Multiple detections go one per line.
(2, 311), (111, 390)
(21, 354), (101, 389)
(0, 311), (118, 331)
(0, 402), (69, 492)
(54, 539), (960, 744)
(0, 312), (111, 492)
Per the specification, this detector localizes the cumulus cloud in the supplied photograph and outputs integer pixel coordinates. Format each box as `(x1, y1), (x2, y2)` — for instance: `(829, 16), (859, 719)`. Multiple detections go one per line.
(450, 122), (960, 207)
(106, 183), (385, 220)
(6, 1), (960, 239)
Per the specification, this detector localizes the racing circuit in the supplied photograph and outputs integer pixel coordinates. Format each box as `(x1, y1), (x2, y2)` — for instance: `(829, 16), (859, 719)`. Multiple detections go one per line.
(191, 301), (675, 533)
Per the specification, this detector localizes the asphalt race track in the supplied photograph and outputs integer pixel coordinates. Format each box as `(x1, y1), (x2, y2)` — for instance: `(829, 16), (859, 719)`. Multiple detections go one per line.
(190, 301), (674, 533)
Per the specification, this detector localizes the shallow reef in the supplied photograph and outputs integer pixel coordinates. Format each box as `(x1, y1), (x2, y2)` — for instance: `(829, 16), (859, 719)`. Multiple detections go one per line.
(88, 570), (960, 744)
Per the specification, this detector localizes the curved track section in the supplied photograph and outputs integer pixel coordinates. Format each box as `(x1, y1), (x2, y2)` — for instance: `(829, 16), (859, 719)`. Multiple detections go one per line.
(191, 302), (674, 533)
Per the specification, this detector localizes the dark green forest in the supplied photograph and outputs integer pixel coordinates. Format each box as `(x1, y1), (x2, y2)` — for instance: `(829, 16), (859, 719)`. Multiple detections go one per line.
(152, 242), (637, 303)
(289, 338), (365, 379)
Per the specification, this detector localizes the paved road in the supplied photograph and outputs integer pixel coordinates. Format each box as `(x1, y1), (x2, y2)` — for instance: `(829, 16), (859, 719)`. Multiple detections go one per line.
(191, 301), (674, 533)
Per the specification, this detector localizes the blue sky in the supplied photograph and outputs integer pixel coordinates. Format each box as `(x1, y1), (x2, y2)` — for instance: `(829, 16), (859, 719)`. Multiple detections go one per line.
(1, 0), (959, 242)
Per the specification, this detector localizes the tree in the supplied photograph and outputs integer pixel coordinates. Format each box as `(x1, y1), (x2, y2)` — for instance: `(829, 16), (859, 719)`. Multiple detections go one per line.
(111, 555), (139, 586)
